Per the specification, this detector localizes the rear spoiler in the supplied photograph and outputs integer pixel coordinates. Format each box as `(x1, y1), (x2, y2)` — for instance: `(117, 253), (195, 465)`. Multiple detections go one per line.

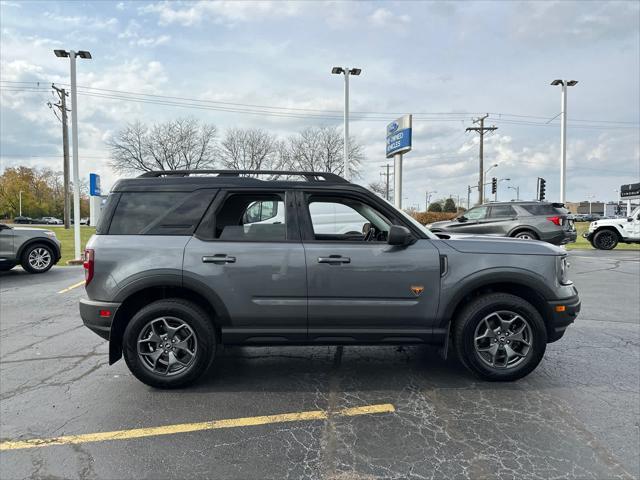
(551, 202), (565, 208)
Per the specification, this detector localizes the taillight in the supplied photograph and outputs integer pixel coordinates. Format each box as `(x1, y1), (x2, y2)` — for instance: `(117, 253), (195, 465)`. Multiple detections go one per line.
(546, 216), (561, 226)
(83, 248), (94, 285)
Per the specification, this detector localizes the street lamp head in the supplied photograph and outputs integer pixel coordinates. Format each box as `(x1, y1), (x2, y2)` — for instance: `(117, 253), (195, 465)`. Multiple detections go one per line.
(550, 79), (563, 86)
(76, 50), (92, 59)
(566, 80), (578, 86)
(331, 67), (344, 75)
(349, 68), (362, 76)
(54, 49), (70, 58)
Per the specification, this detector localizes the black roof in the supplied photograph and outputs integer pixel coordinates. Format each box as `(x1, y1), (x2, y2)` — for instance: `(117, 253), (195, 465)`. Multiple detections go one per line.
(111, 170), (363, 193)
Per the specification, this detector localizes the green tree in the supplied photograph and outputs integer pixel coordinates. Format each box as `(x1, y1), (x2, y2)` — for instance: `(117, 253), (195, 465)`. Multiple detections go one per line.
(443, 198), (457, 213)
(427, 201), (443, 212)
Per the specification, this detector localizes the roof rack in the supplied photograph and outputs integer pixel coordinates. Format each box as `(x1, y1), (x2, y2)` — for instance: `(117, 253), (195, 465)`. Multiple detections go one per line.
(137, 169), (349, 183)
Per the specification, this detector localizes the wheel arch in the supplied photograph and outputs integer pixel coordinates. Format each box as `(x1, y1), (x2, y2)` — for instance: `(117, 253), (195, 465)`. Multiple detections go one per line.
(17, 238), (61, 262)
(507, 225), (540, 239)
(441, 275), (555, 342)
(593, 226), (622, 239)
(109, 284), (224, 365)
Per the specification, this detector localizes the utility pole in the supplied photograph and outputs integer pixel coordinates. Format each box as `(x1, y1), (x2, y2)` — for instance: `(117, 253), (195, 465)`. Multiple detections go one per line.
(331, 67), (361, 181)
(52, 84), (71, 229)
(380, 163), (392, 201)
(551, 80), (578, 203)
(19, 190), (23, 216)
(466, 114), (497, 205)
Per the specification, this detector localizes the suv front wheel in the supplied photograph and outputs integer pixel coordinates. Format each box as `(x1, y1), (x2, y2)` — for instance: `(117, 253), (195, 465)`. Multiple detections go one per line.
(453, 293), (546, 381)
(592, 229), (619, 250)
(123, 299), (216, 388)
(21, 243), (54, 273)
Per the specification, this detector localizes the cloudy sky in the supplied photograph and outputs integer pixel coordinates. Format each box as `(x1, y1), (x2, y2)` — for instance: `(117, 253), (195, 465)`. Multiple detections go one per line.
(1, 0), (639, 208)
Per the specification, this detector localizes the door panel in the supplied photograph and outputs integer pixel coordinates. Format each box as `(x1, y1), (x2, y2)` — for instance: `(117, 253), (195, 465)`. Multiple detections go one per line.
(304, 239), (441, 342)
(0, 228), (14, 262)
(183, 238), (307, 343)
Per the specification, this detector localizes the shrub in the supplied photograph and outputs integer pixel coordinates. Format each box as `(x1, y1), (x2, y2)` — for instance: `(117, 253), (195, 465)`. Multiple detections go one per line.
(410, 211), (458, 225)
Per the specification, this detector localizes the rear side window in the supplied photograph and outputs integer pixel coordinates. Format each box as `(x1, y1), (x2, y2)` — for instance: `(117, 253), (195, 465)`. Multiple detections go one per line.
(108, 191), (215, 235)
(489, 205), (517, 218)
(520, 204), (559, 215)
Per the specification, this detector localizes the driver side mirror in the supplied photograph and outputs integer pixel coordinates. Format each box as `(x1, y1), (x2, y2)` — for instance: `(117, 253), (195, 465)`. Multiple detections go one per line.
(457, 215), (467, 222)
(388, 225), (414, 246)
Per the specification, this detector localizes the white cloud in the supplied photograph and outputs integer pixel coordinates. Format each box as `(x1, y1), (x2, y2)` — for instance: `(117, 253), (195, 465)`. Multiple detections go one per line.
(117, 19), (171, 47)
(368, 8), (411, 27)
(140, 0), (301, 27)
(42, 12), (118, 30)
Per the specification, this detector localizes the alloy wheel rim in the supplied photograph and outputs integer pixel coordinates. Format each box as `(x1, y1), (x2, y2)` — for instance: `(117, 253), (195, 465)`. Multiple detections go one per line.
(137, 317), (198, 376)
(517, 233), (532, 239)
(28, 248), (51, 270)
(474, 310), (533, 369)
(599, 232), (615, 248)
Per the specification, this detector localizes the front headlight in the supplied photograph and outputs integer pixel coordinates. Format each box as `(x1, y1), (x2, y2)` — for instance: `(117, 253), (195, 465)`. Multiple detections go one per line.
(44, 231), (57, 239)
(557, 256), (571, 285)
(425, 223), (433, 229)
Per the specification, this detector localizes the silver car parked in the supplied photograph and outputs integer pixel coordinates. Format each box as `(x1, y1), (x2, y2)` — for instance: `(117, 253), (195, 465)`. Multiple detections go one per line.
(0, 224), (62, 273)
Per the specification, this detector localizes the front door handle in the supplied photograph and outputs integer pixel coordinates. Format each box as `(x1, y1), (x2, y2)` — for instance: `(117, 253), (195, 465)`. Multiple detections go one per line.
(202, 254), (236, 264)
(318, 255), (351, 265)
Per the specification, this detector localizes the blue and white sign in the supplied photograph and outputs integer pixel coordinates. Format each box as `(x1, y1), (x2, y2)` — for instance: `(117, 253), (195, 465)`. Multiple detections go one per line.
(386, 114), (412, 158)
(89, 173), (101, 196)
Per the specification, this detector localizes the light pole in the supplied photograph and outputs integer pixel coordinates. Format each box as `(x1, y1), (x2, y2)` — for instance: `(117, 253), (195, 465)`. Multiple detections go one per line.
(507, 185), (520, 201)
(55, 49), (91, 262)
(19, 190), (23, 216)
(425, 190), (437, 211)
(586, 194), (595, 215)
(494, 178), (510, 201)
(331, 67), (361, 181)
(551, 79), (578, 203)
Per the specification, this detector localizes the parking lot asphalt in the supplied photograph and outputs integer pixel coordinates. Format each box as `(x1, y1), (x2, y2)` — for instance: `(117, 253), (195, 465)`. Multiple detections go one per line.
(1, 250), (639, 480)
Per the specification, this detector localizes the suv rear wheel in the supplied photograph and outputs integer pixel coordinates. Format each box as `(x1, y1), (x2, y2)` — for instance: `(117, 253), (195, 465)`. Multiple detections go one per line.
(592, 229), (619, 250)
(513, 230), (538, 240)
(123, 299), (216, 388)
(21, 243), (54, 273)
(453, 293), (546, 381)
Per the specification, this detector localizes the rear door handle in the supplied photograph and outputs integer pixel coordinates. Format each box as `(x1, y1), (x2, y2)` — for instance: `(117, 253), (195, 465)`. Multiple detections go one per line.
(318, 255), (350, 265)
(202, 254), (236, 264)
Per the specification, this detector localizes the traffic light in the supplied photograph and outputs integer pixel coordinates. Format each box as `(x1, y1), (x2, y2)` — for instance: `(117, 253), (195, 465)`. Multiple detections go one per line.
(491, 177), (497, 194)
(538, 177), (546, 201)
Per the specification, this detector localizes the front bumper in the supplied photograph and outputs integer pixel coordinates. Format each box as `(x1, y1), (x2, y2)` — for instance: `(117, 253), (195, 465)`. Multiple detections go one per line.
(546, 292), (581, 341)
(79, 298), (120, 340)
(583, 231), (595, 241)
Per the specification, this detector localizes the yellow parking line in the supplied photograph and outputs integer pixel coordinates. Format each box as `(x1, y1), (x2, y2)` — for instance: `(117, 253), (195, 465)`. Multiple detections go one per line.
(0, 403), (395, 451)
(58, 280), (85, 294)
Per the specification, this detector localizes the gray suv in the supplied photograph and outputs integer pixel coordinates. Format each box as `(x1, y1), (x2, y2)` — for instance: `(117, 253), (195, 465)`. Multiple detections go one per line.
(427, 201), (577, 245)
(79, 170), (580, 388)
(0, 223), (62, 273)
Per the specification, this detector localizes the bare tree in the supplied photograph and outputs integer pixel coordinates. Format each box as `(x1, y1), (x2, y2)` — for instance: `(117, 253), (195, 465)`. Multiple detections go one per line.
(220, 128), (279, 170)
(108, 118), (217, 173)
(367, 181), (388, 199)
(285, 126), (362, 178)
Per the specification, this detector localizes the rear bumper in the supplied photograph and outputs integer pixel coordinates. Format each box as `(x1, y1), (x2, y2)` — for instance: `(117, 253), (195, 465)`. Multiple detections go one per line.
(546, 292), (581, 340)
(542, 229), (577, 245)
(79, 298), (120, 340)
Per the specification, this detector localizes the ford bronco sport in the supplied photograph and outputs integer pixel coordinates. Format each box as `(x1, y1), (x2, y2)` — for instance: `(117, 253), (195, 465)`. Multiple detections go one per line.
(79, 170), (580, 388)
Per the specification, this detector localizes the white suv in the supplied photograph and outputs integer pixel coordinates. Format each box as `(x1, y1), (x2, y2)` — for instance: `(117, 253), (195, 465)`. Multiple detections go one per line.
(584, 206), (640, 249)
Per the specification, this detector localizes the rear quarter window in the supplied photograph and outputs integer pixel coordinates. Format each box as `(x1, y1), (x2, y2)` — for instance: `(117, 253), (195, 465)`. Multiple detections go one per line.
(108, 190), (215, 235)
(520, 204), (559, 216)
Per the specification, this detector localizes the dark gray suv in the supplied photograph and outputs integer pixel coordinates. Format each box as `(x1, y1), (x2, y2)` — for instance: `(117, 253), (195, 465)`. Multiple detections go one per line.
(79, 170), (580, 388)
(427, 201), (577, 245)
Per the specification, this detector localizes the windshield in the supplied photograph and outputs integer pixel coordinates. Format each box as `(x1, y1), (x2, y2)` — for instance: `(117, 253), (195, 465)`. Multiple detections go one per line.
(379, 197), (438, 239)
(631, 206), (640, 218)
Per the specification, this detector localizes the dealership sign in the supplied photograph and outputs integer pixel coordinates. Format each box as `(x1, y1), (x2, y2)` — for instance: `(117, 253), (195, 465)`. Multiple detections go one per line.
(89, 173), (101, 196)
(386, 114), (412, 158)
(620, 182), (640, 200)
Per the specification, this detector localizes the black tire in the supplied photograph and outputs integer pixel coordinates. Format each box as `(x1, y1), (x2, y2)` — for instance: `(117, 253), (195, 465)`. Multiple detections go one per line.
(123, 299), (216, 389)
(512, 230), (538, 240)
(453, 293), (547, 381)
(592, 229), (619, 250)
(20, 243), (54, 274)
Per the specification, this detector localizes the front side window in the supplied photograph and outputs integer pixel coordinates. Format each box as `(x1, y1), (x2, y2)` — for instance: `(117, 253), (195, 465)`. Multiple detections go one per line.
(464, 206), (488, 220)
(306, 197), (391, 241)
(214, 193), (286, 241)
